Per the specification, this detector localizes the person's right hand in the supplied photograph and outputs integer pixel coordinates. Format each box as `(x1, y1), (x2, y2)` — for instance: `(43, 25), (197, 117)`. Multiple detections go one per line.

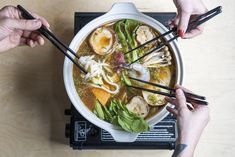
(166, 85), (210, 156)
(170, 0), (208, 38)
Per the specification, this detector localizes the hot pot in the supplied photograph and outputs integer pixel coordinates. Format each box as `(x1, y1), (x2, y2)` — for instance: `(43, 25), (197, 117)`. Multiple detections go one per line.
(63, 2), (183, 142)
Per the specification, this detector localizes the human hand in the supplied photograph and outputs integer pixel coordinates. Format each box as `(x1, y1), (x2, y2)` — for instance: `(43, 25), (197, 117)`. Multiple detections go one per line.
(0, 6), (49, 53)
(169, 0), (208, 38)
(166, 85), (209, 156)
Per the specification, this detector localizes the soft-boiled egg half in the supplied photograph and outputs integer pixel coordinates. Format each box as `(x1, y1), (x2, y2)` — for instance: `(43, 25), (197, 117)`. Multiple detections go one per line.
(89, 27), (116, 55)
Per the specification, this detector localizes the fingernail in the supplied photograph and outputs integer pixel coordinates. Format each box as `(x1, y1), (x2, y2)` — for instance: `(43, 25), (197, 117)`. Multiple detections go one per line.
(178, 30), (184, 38)
(176, 88), (184, 96)
(32, 19), (41, 25)
(175, 84), (181, 89)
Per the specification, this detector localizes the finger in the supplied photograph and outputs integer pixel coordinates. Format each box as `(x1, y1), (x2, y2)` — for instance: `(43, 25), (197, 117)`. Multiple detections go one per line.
(175, 88), (187, 109)
(183, 27), (203, 39)
(0, 6), (19, 18)
(31, 13), (50, 28)
(22, 30), (42, 39)
(20, 37), (32, 47)
(168, 15), (180, 27)
(22, 31), (45, 45)
(175, 85), (204, 109)
(22, 31), (39, 38)
(168, 21), (177, 29)
(168, 23), (175, 30)
(17, 8), (50, 28)
(19, 37), (27, 45)
(176, 85), (195, 105)
(28, 32), (41, 41)
(22, 29), (42, 38)
(165, 97), (177, 106)
(22, 30), (31, 38)
(178, 11), (191, 38)
(36, 35), (45, 45)
(5, 18), (42, 31)
(30, 34), (44, 46)
(20, 37), (42, 47)
(166, 106), (178, 116)
(172, 15), (180, 26)
(26, 39), (38, 48)
(175, 84), (193, 93)
(176, 84), (202, 99)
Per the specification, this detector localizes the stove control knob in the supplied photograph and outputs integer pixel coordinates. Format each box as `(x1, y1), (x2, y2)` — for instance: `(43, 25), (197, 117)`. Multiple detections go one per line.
(65, 123), (70, 138)
(88, 125), (99, 136)
(64, 109), (71, 115)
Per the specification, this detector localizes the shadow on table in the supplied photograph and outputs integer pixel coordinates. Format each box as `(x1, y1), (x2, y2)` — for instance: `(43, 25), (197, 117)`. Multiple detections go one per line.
(13, 16), (74, 145)
(49, 16), (74, 145)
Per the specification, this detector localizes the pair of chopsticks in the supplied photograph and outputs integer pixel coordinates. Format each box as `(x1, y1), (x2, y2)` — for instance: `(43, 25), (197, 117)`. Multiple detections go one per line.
(127, 77), (208, 105)
(17, 5), (87, 74)
(125, 6), (222, 66)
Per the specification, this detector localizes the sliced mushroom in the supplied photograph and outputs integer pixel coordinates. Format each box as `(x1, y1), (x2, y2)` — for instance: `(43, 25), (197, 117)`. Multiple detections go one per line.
(89, 27), (117, 55)
(126, 96), (149, 118)
(136, 25), (156, 45)
(142, 51), (172, 68)
(142, 81), (169, 106)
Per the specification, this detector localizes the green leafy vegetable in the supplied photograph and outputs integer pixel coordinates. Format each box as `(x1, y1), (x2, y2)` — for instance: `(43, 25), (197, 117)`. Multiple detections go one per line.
(114, 19), (141, 63)
(124, 19), (139, 61)
(115, 20), (129, 51)
(94, 101), (105, 120)
(121, 70), (132, 86)
(93, 99), (150, 133)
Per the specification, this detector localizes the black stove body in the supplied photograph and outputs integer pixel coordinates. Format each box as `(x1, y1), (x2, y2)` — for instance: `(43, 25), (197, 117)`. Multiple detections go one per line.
(65, 12), (177, 150)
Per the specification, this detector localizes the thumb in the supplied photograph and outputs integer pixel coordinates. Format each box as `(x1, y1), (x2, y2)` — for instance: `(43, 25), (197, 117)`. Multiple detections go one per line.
(178, 11), (191, 38)
(6, 19), (42, 31)
(176, 88), (187, 109)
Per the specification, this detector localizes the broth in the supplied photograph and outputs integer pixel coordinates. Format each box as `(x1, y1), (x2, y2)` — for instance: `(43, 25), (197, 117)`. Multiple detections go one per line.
(72, 19), (176, 132)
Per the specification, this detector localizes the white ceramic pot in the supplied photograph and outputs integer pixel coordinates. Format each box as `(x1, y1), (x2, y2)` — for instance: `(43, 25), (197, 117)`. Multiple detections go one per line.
(63, 2), (184, 142)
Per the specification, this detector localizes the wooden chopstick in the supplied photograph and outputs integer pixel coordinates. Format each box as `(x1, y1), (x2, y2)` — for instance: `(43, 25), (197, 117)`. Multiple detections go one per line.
(129, 77), (206, 100)
(126, 6), (222, 65)
(126, 85), (208, 105)
(17, 5), (87, 74)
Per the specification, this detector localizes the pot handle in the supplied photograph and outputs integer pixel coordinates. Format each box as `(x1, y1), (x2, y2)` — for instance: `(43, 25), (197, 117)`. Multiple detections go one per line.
(108, 129), (138, 142)
(106, 2), (141, 16)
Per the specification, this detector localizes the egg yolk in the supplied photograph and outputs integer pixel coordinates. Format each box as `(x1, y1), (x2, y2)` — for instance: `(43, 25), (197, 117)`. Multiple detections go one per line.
(100, 37), (111, 46)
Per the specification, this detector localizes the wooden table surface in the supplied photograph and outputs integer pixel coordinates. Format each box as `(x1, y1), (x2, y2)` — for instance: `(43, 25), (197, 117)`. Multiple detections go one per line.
(0, 0), (234, 157)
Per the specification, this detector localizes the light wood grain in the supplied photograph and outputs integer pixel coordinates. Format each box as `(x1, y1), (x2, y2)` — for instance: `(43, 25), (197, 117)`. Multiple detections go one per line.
(0, 0), (234, 157)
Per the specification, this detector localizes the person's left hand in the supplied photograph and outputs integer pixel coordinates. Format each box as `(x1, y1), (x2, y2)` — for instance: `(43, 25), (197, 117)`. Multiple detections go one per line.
(169, 0), (208, 39)
(0, 6), (49, 53)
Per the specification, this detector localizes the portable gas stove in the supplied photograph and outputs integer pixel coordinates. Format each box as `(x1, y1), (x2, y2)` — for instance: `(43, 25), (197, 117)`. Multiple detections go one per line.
(64, 12), (177, 150)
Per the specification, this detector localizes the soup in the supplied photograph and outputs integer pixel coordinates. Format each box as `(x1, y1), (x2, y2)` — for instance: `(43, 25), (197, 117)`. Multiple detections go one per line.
(73, 19), (176, 133)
